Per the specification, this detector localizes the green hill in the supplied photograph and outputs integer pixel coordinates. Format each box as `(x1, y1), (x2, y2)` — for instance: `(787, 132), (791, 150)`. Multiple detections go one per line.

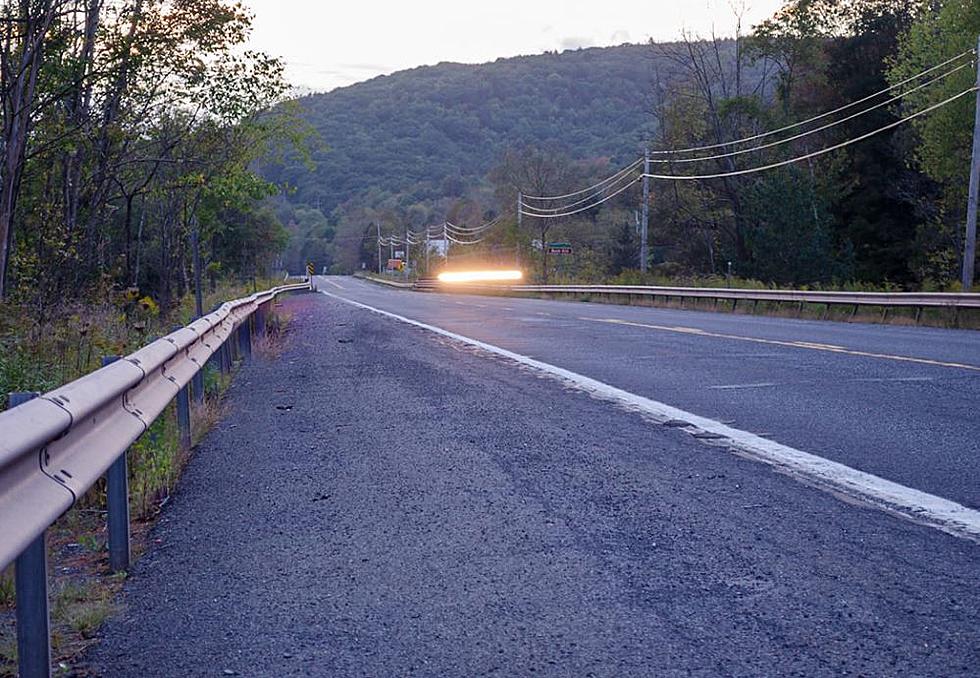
(265, 41), (773, 272)
(267, 44), (661, 215)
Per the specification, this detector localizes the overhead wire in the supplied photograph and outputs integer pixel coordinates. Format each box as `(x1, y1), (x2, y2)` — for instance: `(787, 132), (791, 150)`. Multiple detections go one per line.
(519, 175), (642, 218)
(522, 157), (644, 201)
(650, 47), (976, 157)
(446, 233), (488, 245)
(648, 59), (974, 165)
(642, 86), (978, 181)
(445, 221), (491, 234)
(516, 56), (975, 214)
(518, 164), (643, 213)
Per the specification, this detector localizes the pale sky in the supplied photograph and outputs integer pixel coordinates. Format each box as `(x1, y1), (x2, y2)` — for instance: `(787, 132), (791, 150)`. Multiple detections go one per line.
(245, 0), (787, 92)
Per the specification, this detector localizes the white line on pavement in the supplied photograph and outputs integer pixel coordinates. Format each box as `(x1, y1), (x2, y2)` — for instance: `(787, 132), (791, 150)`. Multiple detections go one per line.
(319, 290), (980, 544)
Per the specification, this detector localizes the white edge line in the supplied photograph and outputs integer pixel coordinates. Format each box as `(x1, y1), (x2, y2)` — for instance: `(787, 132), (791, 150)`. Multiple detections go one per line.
(319, 290), (980, 544)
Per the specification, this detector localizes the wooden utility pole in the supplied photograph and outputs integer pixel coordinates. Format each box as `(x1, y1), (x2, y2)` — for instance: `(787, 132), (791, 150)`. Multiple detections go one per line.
(376, 223), (382, 274)
(444, 222), (450, 264)
(962, 36), (980, 291)
(517, 192), (525, 274)
(641, 149), (650, 273)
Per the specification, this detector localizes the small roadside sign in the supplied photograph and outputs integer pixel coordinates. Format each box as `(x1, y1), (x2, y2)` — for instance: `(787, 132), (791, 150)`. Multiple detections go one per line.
(306, 262), (314, 277)
(546, 242), (573, 255)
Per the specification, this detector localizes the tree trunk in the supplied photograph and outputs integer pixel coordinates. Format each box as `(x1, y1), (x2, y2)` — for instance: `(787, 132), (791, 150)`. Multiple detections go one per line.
(0, 0), (60, 298)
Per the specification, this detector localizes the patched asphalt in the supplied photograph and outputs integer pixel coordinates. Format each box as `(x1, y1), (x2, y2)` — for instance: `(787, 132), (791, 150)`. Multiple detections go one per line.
(86, 291), (980, 677)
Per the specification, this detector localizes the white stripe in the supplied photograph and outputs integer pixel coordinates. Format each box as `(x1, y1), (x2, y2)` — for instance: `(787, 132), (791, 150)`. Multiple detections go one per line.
(319, 290), (980, 543)
(709, 383), (778, 390)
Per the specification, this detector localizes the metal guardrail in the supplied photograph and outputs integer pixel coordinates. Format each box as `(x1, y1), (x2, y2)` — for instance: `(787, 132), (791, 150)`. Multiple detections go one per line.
(0, 280), (309, 678)
(353, 272), (414, 288)
(413, 281), (980, 316)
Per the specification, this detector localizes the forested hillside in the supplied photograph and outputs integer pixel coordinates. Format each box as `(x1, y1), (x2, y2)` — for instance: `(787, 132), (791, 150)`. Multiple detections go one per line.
(266, 43), (721, 215)
(266, 40), (765, 272)
(269, 0), (979, 292)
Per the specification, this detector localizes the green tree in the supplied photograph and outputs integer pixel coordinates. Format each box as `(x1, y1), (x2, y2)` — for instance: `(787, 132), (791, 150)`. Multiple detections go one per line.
(888, 0), (980, 286)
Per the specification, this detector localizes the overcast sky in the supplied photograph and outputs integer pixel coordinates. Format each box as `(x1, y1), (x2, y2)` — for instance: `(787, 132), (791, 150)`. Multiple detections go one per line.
(245, 0), (787, 93)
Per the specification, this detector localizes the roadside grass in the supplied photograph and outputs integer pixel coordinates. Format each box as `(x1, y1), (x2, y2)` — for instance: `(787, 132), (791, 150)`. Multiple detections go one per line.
(560, 290), (979, 329)
(359, 267), (977, 328)
(0, 283), (294, 675)
(253, 306), (293, 359)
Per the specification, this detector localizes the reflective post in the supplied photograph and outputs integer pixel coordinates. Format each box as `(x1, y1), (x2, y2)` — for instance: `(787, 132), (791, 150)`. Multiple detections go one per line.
(100, 357), (131, 572)
(9, 392), (51, 678)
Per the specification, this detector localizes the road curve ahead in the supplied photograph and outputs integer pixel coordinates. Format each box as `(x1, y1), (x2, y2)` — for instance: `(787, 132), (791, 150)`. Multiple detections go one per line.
(84, 288), (980, 676)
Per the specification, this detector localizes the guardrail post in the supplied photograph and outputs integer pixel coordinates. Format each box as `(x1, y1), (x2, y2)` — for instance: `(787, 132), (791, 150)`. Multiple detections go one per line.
(228, 325), (240, 363)
(176, 382), (192, 450)
(237, 321), (251, 360)
(100, 357), (131, 573)
(219, 339), (232, 374)
(255, 302), (267, 339)
(9, 391), (51, 678)
(170, 327), (193, 449)
(192, 366), (205, 405)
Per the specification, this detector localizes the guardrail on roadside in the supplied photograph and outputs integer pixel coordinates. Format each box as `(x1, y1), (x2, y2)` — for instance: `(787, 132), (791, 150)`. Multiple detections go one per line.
(352, 272), (414, 289)
(413, 281), (980, 320)
(0, 281), (309, 678)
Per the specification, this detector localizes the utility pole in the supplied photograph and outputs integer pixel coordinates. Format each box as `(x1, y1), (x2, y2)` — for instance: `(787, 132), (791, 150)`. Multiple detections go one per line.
(641, 148), (650, 273)
(517, 192), (523, 271)
(376, 223), (382, 275)
(405, 228), (410, 278)
(517, 192), (522, 232)
(962, 35), (980, 291)
(425, 226), (431, 273)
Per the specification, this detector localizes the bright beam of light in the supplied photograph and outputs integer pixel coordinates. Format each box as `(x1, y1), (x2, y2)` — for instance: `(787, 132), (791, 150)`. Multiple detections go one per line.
(437, 270), (524, 283)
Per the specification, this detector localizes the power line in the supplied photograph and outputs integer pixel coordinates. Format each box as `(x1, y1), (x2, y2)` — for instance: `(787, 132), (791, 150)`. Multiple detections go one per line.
(446, 233), (488, 245)
(446, 218), (500, 234)
(522, 157), (644, 201)
(520, 176), (641, 219)
(642, 87), (977, 181)
(445, 212), (508, 235)
(518, 165), (643, 213)
(651, 48), (976, 157)
(650, 60), (974, 166)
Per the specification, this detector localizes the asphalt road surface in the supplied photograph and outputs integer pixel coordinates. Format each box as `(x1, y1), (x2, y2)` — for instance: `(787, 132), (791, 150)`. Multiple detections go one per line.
(86, 286), (980, 676)
(315, 276), (980, 511)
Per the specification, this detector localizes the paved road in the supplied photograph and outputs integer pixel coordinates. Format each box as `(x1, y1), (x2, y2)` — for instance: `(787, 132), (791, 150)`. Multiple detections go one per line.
(86, 290), (980, 676)
(315, 276), (980, 511)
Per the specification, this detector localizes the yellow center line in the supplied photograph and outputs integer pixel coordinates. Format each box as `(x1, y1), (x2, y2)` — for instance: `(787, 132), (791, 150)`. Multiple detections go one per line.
(582, 317), (980, 373)
(325, 279), (346, 290)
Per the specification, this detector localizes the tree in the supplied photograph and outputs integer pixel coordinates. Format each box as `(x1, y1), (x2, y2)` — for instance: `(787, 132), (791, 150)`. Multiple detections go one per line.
(0, 0), (300, 309)
(608, 219), (637, 275)
(489, 146), (573, 282)
(888, 0), (980, 286)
